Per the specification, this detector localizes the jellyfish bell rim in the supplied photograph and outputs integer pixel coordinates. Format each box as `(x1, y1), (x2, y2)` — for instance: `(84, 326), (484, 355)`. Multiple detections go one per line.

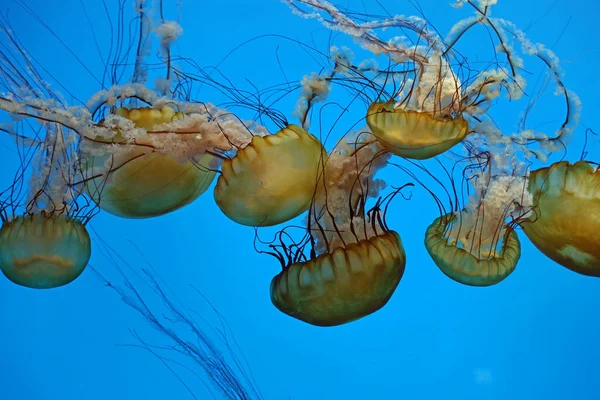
(270, 230), (406, 327)
(366, 101), (469, 160)
(425, 213), (521, 287)
(84, 151), (216, 219)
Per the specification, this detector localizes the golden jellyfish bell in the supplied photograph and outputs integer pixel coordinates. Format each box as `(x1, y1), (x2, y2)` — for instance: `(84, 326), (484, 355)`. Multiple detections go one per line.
(0, 214), (91, 289)
(270, 231), (406, 326)
(366, 102), (469, 160)
(214, 124), (327, 227)
(83, 106), (216, 219)
(425, 214), (521, 286)
(521, 161), (600, 276)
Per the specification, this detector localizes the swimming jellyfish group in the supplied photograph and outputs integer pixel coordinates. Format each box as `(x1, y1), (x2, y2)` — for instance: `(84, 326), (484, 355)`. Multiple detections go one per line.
(0, 0), (597, 327)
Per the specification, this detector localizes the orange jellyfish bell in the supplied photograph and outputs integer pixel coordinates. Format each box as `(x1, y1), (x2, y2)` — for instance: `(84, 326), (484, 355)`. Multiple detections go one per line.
(270, 231), (406, 326)
(366, 102), (469, 160)
(521, 161), (600, 276)
(425, 213), (521, 286)
(83, 106), (216, 219)
(0, 213), (91, 289)
(214, 124), (327, 226)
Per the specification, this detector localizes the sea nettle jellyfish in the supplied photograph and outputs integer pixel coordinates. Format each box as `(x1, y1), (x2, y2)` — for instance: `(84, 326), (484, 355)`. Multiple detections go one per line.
(212, 57), (331, 227)
(266, 128), (407, 326)
(0, 19), (99, 288)
(214, 123), (327, 227)
(521, 161), (600, 276)
(412, 149), (526, 286)
(285, 0), (569, 160)
(81, 105), (218, 218)
(0, 124), (93, 289)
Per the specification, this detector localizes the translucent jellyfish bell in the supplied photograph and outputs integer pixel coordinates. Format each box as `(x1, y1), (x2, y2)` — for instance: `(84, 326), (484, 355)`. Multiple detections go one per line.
(83, 106), (216, 219)
(521, 161), (600, 276)
(366, 102), (469, 160)
(214, 124), (327, 226)
(0, 213), (91, 289)
(270, 231), (406, 326)
(0, 122), (93, 289)
(268, 130), (405, 326)
(425, 213), (521, 286)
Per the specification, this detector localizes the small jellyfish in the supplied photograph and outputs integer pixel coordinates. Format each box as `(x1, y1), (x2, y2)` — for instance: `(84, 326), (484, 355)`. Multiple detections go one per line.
(425, 213), (521, 286)
(214, 124), (327, 227)
(366, 101), (469, 160)
(521, 161), (600, 276)
(402, 150), (527, 286)
(0, 125), (93, 289)
(82, 106), (217, 219)
(0, 213), (91, 289)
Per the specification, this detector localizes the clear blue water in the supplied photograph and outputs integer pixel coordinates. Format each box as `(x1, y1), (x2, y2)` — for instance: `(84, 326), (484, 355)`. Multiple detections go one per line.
(0, 0), (599, 399)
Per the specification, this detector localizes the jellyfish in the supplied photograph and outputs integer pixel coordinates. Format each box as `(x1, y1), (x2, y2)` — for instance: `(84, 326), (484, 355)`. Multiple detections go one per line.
(270, 229), (406, 327)
(392, 147), (525, 287)
(366, 102), (469, 160)
(81, 106), (217, 219)
(264, 128), (407, 326)
(285, 0), (561, 160)
(0, 125), (93, 289)
(424, 211), (522, 287)
(362, 26), (470, 160)
(214, 123), (327, 227)
(521, 161), (600, 276)
(0, 13), (102, 289)
(0, 0), (272, 221)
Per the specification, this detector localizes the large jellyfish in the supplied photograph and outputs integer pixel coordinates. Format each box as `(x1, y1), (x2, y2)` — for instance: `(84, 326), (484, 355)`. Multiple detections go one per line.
(265, 127), (407, 326)
(521, 161), (600, 276)
(82, 106), (217, 218)
(73, 2), (267, 220)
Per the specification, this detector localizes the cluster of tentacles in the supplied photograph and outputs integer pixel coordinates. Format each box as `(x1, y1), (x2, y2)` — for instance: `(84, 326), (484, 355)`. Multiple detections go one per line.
(0, 0), (596, 331)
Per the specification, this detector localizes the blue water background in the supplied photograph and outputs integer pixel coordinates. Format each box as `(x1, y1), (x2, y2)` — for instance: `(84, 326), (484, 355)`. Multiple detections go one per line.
(0, 0), (599, 399)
